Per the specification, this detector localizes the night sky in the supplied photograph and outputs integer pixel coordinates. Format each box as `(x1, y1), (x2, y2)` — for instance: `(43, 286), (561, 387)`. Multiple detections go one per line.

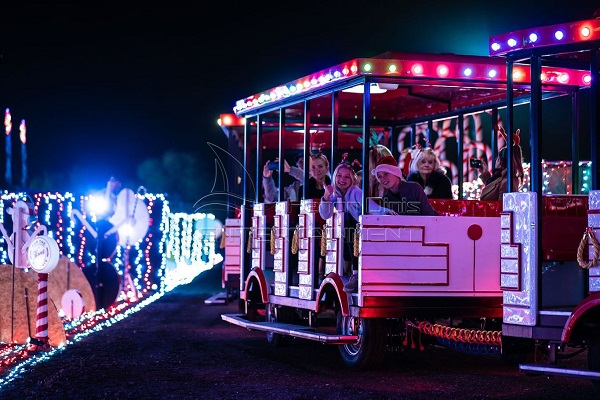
(2, 1), (599, 210)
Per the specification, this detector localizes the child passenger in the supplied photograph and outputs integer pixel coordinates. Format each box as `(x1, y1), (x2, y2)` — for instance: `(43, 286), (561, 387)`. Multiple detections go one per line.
(319, 162), (362, 279)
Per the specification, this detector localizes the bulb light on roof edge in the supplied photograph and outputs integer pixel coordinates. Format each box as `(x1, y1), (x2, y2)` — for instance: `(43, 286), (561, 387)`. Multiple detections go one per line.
(437, 65), (449, 77)
(488, 69), (497, 78)
(581, 27), (591, 37)
(350, 65), (358, 74)
(363, 63), (372, 72)
(583, 74), (592, 84)
(558, 73), (569, 84)
(529, 33), (538, 43)
(388, 64), (397, 73)
(507, 38), (517, 47)
(555, 30), (564, 40)
(463, 68), (472, 77)
(513, 70), (522, 80)
(491, 42), (500, 51)
(412, 63), (423, 75)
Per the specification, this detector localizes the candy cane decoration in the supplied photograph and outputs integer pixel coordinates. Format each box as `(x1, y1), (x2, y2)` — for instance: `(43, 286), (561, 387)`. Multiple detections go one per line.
(400, 112), (501, 186)
(397, 126), (410, 154)
(433, 119), (453, 164)
(398, 124), (427, 173)
(461, 116), (474, 182)
(440, 160), (458, 183)
(472, 114), (483, 181)
(496, 115), (506, 149)
(35, 273), (49, 347)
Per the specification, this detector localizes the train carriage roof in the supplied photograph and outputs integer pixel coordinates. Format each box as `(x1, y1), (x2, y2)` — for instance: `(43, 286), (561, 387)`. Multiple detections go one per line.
(232, 49), (592, 125)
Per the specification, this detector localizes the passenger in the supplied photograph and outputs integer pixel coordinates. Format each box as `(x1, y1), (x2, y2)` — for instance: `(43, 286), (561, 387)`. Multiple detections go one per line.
(293, 151), (304, 172)
(319, 162), (362, 278)
(341, 155), (437, 293)
(406, 147), (453, 199)
(305, 152), (332, 199)
(476, 128), (524, 201)
(368, 144), (394, 197)
(369, 156), (438, 216)
(262, 157), (303, 202)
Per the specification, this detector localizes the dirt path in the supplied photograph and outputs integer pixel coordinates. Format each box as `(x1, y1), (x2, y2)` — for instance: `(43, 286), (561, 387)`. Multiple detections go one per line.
(0, 266), (597, 400)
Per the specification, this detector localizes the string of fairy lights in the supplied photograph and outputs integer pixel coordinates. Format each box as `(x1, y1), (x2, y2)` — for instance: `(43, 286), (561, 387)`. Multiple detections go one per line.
(457, 161), (592, 199)
(0, 191), (220, 388)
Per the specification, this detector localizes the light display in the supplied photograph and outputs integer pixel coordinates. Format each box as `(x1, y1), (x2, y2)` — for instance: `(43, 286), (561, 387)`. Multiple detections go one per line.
(456, 161), (591, 199)
(489, 18), (600, 56)
(0, 191), (221, 385)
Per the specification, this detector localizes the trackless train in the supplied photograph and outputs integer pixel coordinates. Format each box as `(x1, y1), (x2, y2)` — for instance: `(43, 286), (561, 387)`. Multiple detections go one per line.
(217, 16), (600, 391)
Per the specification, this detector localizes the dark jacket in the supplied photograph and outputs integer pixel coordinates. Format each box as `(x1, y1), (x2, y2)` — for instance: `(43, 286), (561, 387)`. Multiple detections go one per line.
(304, 176), (331, 200)
(406, 170), (453, 199)
(371, 181), (438, 216)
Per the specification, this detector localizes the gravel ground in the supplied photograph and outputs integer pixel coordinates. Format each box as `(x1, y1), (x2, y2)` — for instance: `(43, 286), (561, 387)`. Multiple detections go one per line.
(0, 266), (597, 400)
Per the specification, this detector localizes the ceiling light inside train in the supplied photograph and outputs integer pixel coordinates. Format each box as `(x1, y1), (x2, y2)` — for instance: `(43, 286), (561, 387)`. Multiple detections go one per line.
(342, 83), (398, 94)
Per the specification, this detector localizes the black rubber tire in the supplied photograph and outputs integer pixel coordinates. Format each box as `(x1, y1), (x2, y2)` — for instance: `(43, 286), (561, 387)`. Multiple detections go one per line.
(588, 328), (600, 395)
(266, 305), (293, 346)
(337, 312), (386, 370)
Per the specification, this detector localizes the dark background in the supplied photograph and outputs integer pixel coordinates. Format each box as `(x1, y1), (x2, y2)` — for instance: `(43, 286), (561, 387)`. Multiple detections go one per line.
(1, 1), (599, 217)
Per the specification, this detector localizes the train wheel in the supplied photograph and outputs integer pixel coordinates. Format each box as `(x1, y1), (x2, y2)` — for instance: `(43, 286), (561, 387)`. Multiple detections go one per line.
(266, 305), (292, 347)
(337, 312), (386, 370)
(588, 328), (600, 395)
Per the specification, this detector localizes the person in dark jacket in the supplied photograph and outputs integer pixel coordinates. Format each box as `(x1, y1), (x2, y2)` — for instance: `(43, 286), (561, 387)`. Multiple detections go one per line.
(406, 147), (453, 199)
(370, 155), (438, 216)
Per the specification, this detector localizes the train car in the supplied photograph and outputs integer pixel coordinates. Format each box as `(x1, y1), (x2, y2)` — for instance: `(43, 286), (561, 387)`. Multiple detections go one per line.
(215, 115), (245, 298)
(219, 16), (600, 390)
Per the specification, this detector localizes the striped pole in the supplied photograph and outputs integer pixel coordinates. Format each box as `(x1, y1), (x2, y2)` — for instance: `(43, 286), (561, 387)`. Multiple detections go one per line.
(34, 273), (49, 347)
